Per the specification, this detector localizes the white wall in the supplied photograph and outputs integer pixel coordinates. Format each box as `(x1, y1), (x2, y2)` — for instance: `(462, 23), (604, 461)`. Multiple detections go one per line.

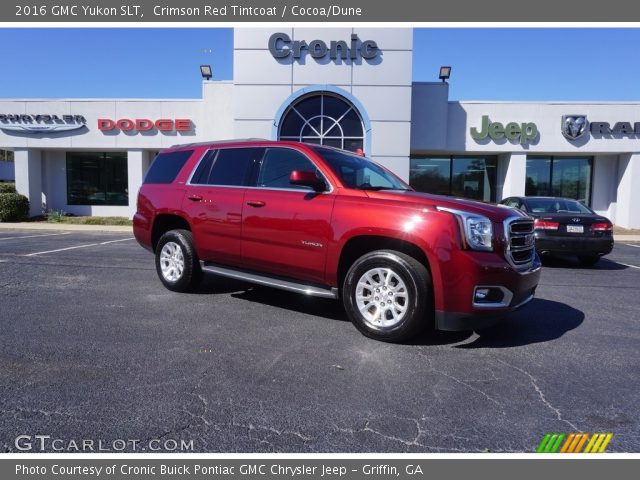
(615, 153), (640, 229)
(497, 152), (527, 201)
(591, 155), (618, 219)
(14, 149), (42, 217)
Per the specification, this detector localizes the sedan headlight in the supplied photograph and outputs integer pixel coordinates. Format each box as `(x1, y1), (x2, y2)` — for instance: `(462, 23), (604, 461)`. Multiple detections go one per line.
(437, 207), (494, 251)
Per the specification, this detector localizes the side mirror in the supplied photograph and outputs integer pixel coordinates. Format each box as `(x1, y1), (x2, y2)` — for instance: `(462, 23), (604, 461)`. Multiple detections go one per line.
(289, 170), (326, 192)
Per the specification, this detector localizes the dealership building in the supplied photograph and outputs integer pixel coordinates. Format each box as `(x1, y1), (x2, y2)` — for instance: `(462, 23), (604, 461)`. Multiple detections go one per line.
(1, 28), (639, 228)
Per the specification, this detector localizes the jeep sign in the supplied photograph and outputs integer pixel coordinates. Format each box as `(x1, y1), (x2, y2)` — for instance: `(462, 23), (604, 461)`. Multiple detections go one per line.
(470, 116), (539, 145)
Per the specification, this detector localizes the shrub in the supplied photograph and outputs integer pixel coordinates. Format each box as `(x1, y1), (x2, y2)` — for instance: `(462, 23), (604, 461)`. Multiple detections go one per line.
(0, 182), (16, 194)
(47, 209), (66, 223)
(0, 193), (30, 222)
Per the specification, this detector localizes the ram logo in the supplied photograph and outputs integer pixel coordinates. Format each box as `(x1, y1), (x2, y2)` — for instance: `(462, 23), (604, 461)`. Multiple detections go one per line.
(562, 115), (588, 140)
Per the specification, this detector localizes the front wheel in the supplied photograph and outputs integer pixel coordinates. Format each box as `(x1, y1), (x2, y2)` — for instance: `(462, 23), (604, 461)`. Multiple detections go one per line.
(155, 229), (202, 292)
(342, 250), (432, 342)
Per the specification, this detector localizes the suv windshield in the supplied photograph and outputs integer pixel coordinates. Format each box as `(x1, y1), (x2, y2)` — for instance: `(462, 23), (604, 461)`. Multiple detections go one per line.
(312, 146), (410, 191)
(524, 198), (592, 214)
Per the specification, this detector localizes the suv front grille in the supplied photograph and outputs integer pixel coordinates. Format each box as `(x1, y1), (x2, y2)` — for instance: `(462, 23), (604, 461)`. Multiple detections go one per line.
(505, 217), (535, 271)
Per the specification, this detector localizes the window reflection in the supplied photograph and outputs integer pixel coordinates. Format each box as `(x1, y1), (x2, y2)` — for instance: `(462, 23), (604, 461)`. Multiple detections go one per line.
(66, 152), (128, 206)
(526, 157), (592, 204)
(410, 156), (497, 202)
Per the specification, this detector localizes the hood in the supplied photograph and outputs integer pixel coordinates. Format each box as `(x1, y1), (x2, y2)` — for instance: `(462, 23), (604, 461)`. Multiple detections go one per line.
(364, 190), (526, 222)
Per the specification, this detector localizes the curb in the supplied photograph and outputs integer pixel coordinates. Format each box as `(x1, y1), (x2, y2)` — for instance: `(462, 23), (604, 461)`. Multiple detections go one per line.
(0, 222), (133, 233)
(616, 235), (640, 242)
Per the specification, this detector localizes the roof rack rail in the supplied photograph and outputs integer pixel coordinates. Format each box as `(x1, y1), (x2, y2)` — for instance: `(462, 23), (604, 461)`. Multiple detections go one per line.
(170, 138), (269, 148)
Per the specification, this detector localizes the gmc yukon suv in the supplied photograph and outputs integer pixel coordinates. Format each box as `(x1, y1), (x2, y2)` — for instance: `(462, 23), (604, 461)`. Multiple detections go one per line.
(134, 140), (541, 342)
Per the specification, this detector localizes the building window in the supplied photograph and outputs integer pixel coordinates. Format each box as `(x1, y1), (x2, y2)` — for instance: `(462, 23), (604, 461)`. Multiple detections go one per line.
(410, 156), (498, 202)
(278, 92), (365, 153)
(66, 152), (128, 206)
(0, 150), (14, 162)
(526, 157), (592, 205)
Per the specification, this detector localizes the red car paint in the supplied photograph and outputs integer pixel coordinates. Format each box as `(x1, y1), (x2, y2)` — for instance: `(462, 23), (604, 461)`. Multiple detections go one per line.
(134, 140), (541, 332)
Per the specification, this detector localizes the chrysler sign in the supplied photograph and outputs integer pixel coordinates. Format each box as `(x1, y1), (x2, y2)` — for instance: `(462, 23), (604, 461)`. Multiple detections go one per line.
(0, 114), (86, 133)
(269, 32), (379, 61)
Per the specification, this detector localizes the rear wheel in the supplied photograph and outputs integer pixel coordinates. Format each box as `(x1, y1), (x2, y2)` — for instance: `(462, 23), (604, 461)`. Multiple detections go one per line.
(342, 250), (432, 342)
(155, 229), (202, 292)
(578, 255), (600, 266)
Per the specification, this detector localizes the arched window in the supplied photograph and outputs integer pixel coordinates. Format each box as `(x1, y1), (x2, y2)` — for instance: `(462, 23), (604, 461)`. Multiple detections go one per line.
(278, 92), (365, 153)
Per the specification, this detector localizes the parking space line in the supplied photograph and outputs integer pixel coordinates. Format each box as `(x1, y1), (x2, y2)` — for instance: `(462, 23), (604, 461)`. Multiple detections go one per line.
(0, 232), (71, 241)
(625, 243), (640, 248)
(616, 262), (640, 270)
(23, 237), (134, 257)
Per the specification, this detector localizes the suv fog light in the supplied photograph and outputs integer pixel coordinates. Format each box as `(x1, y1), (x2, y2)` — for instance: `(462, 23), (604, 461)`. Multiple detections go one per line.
(473, 286), (508, 305)
(475, 288), (490, 300)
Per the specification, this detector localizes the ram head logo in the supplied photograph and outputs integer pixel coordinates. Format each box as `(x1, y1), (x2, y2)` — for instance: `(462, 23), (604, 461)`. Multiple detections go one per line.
(562, 115), (588, 140)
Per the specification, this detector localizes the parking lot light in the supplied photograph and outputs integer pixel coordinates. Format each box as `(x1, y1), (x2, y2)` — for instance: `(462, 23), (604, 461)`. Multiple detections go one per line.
(439, 66), (451, 82)
(200, 65), (213, 80)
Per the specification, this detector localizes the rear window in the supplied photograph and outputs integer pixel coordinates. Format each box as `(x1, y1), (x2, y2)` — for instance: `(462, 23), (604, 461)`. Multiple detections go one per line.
(525, 198), (592, 214)
(144, 150), (193, 184)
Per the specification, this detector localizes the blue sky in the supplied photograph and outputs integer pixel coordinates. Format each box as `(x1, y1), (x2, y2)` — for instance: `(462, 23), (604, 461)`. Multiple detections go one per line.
(1, 28), (638, 101)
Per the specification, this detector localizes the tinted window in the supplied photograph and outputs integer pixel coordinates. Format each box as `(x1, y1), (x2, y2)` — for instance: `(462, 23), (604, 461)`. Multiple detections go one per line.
(315, 147), (407, 190)
(144, 150), (193, 184)
(190, 150), (216, 185)
(208, 148), (264, 186)
(257, 148), (317, 189)
(67, 152), (128, 206)
(524, 198), (592, 214)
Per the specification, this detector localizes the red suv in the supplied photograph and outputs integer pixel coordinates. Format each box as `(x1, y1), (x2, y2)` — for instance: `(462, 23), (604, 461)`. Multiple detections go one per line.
(134, 140), (541, 342)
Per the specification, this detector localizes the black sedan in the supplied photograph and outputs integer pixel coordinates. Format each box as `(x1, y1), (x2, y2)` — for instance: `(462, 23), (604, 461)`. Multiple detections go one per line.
(500, 196), (614, 266)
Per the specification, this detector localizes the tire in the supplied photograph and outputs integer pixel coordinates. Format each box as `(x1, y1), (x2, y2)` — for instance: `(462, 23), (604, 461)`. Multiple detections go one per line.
(578, 255), (600, 266)
(342, 250), (432, 342)
(155, 229), (202, 292)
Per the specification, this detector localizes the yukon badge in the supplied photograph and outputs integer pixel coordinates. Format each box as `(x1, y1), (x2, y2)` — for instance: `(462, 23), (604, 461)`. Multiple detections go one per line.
(301, 240), (323, 248)
(562, 115), (588, 140)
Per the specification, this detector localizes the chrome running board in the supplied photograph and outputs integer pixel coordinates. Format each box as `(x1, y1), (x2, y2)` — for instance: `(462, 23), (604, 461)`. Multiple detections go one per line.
(200, 262), (339, 299)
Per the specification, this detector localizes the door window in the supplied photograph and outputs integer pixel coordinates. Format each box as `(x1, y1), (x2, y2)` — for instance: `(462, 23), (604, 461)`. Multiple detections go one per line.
(257, 148), (318, 190)
(207, 148), (265, 186)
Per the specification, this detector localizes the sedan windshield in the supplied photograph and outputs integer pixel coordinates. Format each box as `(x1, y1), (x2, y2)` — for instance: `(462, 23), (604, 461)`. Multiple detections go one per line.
(312, 146), (410, 191)
(524, 198), (593, 214)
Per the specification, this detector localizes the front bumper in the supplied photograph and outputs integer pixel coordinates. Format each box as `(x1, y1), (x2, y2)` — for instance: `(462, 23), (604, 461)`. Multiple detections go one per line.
(535, 235), (613, 256)
(433, 251), (541, 332)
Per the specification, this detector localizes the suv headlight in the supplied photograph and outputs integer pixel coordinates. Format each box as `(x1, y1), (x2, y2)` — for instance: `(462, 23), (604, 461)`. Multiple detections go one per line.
(437, 207), (494, 252)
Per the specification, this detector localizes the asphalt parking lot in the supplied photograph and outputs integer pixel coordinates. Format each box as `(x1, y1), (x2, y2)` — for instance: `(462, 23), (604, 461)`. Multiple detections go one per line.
(0, 229), (639, 453)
